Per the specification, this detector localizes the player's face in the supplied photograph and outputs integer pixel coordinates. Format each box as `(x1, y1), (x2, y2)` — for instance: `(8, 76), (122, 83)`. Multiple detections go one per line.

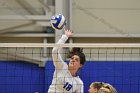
(69, 55), (82, 70)
(88, 86), (98, 93)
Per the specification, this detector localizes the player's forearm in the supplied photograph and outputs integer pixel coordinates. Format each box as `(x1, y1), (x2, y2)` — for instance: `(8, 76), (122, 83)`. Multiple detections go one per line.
(57, 35), (68, 44)
(52, 35), (68, 68)
(52, 35), (68, 53)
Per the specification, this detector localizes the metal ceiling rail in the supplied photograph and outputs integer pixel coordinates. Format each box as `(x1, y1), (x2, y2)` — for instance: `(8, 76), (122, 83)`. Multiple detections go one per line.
(72, 34), (140, 38)
(0, 33), (54, 37)
(0, 33), (140, 38)
(0, 43), (140, 48)
(0, 15), (52, 21)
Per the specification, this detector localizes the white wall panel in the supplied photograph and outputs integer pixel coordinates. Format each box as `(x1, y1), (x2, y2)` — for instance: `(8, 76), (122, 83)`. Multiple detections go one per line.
(72, 0), (140, 36)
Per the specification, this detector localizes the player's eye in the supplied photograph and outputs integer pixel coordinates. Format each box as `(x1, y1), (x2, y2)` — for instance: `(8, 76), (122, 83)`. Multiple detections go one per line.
(75, 58), (80, 62)
(71, 57), (74, 60)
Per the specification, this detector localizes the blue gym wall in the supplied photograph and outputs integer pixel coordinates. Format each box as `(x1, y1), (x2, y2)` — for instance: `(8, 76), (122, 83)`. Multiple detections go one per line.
(0, 61), (140, 93)
(45, 61), (140, 93)
(0, 61), (45, 93)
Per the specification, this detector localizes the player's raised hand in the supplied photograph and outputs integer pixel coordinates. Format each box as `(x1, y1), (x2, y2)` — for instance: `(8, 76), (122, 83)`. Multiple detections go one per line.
(64, 27), (73, 37)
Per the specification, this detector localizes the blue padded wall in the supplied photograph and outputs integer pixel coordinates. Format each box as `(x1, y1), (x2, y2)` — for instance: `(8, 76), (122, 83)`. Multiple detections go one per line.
(45, 61), (140, 93)
(45, 61), (55, 92)
(0, 61), (45, 93)
(0, 61), (140, 93)
(80, 61), (140, 93)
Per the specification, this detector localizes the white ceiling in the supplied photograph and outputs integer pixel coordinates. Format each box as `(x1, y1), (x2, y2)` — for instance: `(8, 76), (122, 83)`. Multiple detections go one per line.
(0, 0), (52, 34)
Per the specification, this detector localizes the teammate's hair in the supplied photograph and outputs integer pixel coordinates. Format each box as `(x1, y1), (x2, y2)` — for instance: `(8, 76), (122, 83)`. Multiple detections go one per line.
(101, 83), (117, 93)
(68, 47), (86, 65)
(90, 82), (104, 90)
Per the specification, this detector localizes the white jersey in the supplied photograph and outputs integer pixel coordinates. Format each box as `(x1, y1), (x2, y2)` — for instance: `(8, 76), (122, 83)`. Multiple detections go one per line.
(48, 35), (84, 93)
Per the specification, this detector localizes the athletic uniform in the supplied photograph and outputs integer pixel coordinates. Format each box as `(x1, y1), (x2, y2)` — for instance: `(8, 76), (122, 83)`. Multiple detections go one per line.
(48, 35), (84, 93)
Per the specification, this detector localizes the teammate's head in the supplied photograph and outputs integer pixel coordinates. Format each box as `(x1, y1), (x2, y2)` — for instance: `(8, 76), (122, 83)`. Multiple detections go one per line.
(98, 83), (117, 93)
(88, 82), (104, 93)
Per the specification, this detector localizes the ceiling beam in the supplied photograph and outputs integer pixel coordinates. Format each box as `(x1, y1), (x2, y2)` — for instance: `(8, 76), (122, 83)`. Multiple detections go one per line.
(0, 15), (51, 34)
(0, 15), (51, 21)
(38, 0), (51, 12)
(36, 21), (51, 26)
(15, 0), (40, 15)
(0, 22), (35, 34)
(0, 33), (54, 37)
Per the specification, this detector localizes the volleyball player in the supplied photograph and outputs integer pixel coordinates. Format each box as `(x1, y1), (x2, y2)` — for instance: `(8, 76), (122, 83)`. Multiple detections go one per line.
(47, 28), (86, 93)
(98, 83), (117, 93)
(88, 82), (117, 93)
(88, 82), (104, 93)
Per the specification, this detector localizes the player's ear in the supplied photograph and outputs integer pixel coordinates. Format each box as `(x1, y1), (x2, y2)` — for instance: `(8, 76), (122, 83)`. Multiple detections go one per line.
(94, 88), (98, 92)
(80, 64), (83, 68)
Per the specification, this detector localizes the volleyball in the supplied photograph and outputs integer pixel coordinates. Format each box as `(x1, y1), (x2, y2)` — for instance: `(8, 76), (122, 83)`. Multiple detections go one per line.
(50, 14), (66, 30)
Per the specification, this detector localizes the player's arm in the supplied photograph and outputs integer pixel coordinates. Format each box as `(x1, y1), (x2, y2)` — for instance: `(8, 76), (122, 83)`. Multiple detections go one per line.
(52, 29), (72, 69)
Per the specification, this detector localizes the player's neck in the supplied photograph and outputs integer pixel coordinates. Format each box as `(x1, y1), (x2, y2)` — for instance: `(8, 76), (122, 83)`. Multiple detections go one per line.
(68, 68), (77, 77)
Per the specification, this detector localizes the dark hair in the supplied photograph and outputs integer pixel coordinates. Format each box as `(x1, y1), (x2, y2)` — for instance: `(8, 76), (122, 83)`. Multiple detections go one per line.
(67, 47), (86, 65)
